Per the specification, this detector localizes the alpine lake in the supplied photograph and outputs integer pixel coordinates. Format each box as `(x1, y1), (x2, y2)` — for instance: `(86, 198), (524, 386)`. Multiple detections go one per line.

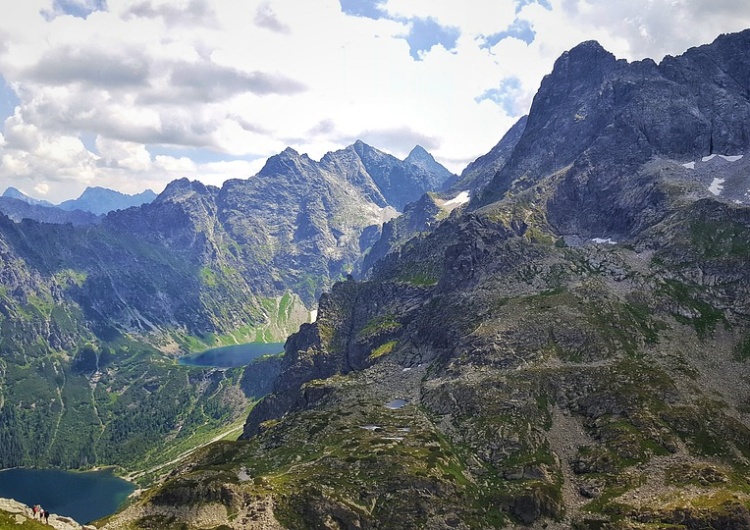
(0, 468), (134, 524)
(0, 342), (286, 524)
(179, 341), (285, 367)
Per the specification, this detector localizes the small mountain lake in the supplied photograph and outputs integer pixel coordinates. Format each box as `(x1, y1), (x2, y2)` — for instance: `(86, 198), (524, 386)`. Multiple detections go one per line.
(179, 342), (285, 368)
(0, 468), (134, 524)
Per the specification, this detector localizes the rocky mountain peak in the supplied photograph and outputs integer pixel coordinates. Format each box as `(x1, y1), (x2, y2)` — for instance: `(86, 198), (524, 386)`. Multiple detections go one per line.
(352, 138), (369, 151)
(405, 144), (430, 159)
(405, 145), (455, 187)
(536, 39), (618, 98)
(349, 139), (383, 165)
(257, 146), (318, 182)
(153, 177), (215, 204)
(280, 146), (300, 157)
(561, 39), (615, 65)
(479, 28), (750, 214)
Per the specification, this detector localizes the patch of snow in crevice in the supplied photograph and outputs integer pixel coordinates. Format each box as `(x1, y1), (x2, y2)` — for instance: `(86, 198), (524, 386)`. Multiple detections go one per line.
(685, 154), (743, 168)
(592, 238), (617, 245)
(360, 425), (381, 431)
(382, 437), (404, 441)
(402, 367), (412, 372)
(443, 191), (470, 207)
(708, 177), (725, 196)
(309, 310), (318, 323)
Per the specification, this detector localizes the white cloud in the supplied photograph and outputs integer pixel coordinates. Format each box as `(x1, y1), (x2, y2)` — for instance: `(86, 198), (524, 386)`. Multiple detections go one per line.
(254, 1), (290, 33)
(34, 182), (50, 196)
(96, 137), (152, 171)
(0, 0), (748, 201)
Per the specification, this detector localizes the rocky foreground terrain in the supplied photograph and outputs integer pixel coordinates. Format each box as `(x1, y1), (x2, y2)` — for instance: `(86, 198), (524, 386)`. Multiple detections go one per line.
(0, 498), (92, 530)
(101, 29), (750, 529)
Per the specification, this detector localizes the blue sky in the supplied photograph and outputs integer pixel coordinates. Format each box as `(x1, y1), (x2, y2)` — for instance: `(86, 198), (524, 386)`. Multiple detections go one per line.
(0, 76), (19, 121)
(44, 0), (107, 19)
(0, 0), (748, 202)
(339, 0), (462, 59)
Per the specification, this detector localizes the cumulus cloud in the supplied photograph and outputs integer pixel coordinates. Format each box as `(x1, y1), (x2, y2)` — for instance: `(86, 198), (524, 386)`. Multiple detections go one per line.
(122, 0), (218, 27)
(167, 60), (307, 100)
(0, 0), (748, 201)
(254, 2), (290, 33)
(308, 119), (337, 136)
(25, 46), (150, 87)
(33, 182), (50, 196)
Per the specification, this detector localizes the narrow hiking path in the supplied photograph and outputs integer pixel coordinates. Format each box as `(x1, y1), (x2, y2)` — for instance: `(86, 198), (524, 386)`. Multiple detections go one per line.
(47, 360), (67, 458)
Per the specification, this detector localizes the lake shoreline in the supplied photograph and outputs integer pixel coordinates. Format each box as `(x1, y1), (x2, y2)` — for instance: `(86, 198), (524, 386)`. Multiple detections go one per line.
(0, 468), (135, 524)
(178, 341), (285, 368)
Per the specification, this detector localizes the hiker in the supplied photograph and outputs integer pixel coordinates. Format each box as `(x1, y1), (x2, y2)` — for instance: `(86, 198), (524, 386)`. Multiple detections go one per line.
(43, 509), (50, 524)
(32, 504), (39, 518)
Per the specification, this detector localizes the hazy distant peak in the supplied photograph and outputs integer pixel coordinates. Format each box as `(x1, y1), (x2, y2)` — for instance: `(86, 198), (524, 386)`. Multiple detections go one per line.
(2, 186), (54, 207)
(58, 185), (158, 214)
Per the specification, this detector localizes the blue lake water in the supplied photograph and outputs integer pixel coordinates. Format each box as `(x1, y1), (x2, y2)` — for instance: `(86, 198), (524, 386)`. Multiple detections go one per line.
(179, 342), (285, 368)
(385, 399), (408, 409)
(0, 468), (134, 524)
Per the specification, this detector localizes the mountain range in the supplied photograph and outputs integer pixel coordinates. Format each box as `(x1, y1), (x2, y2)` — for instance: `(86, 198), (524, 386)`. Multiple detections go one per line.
(0, 186), (158, 223)
(92, 29), (750, 530)
(0, 141), (454, 472)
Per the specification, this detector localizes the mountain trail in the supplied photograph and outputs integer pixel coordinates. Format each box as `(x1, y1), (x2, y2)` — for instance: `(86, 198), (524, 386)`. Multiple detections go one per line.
(47, 361), (67, 457)
(126, 424), (243, 482)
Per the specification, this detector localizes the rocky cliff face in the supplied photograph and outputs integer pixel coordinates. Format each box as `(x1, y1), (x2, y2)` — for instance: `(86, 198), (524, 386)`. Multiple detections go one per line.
(479, 30), (750, 238)
(110, 29), (750, 529)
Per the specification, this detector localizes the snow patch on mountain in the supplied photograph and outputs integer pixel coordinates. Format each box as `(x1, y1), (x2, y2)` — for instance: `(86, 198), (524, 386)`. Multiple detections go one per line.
(684, 154), (742, 168)
(709, 178), (725, 195)
(443, 191), (470, 207)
